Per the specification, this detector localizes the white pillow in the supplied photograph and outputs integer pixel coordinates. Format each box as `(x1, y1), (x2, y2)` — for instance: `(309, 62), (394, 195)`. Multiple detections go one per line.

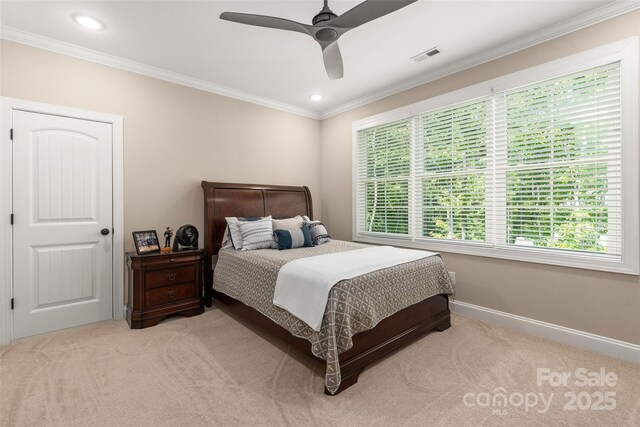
(272, 215), (310, 230)
(272, 216), (301, 230)
(238, 217), (274, 251)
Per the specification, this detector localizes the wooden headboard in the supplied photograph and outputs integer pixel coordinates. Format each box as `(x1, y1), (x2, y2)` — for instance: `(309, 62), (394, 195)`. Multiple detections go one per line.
(201, 181), (313, 306)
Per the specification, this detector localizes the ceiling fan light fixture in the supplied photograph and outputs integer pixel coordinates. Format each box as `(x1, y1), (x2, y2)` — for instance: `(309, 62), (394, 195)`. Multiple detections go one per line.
(72, 14), (104, 30)
(315, 28), (338, 43)
(309, 94), (324, 102)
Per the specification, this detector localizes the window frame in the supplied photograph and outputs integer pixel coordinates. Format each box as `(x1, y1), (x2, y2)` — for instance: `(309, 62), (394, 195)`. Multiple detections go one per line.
(352, 37), (639, 275)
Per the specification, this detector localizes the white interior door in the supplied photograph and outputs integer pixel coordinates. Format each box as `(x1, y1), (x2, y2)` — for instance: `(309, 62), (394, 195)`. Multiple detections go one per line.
(12, 110), (113, 339)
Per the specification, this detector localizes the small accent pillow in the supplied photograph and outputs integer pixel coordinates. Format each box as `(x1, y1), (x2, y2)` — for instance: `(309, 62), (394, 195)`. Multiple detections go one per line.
(273, 225), (313, 250)
(305, 220), (331, 245)
(225, 216), (263, 250)
(238, 217), (274, 251)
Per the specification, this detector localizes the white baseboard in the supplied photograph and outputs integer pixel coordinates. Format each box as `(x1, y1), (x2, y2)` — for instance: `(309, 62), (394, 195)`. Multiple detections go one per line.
(450, 300), (640, 364)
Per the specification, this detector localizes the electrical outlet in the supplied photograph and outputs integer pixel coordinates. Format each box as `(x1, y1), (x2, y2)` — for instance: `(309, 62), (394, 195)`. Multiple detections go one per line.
(449, 271), (456, 284)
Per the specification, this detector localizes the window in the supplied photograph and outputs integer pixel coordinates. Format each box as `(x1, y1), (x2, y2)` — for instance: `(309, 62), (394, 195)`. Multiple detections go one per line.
(357, 119), (411, 236)
(353, 39), (638, 274)
(498, 63), (622, 255)
(419, 99), (489, 242)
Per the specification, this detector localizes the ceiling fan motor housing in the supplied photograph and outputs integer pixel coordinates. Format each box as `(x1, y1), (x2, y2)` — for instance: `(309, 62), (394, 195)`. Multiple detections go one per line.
(312, 8), (337, 26)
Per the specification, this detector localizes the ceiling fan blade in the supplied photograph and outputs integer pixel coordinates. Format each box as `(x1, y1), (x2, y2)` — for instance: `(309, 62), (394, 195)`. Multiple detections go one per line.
(322, 42), (344, 80)
(330, 0), (418, 29)
(220, 12), (313, 36)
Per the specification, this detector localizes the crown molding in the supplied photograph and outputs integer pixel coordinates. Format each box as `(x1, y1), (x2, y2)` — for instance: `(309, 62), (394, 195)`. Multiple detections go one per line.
(0, 25), (322, 120)
(319, 0), (640, 119)
(1, 1), (638, 121)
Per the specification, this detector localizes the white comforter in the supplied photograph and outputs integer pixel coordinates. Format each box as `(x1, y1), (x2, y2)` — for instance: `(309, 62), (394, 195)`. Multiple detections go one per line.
(272, 245), (438, 331)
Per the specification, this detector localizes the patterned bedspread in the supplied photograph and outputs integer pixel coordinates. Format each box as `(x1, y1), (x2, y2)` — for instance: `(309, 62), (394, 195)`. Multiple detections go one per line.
(213, 240), (455, 394)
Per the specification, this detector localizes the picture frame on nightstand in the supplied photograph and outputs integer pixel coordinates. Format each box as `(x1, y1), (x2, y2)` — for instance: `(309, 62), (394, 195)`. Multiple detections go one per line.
(132, 230), (161, 255)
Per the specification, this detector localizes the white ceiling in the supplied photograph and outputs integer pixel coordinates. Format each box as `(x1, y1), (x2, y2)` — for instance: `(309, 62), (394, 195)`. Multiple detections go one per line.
(0, 1), (635, 118)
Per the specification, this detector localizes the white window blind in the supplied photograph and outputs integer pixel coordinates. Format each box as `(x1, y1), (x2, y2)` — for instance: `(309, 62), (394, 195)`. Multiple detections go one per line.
(357, 119), (411, 236)
(494, 63), (622, 254)
(353, 39), (638, 274)
(417, 98), (490, 243)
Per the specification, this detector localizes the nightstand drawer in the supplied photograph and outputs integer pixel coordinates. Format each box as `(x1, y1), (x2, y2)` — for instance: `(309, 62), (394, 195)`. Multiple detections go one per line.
(145, 265), (195, 289)
(145, 282), (195, 307)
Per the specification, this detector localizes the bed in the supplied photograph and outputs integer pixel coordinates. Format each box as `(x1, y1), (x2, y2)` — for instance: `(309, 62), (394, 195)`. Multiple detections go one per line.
(202, 181), (454, 395)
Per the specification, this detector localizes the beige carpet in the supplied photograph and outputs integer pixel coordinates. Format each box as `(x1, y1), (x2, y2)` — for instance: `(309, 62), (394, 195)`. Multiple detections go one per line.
(1, 306), (639, 426)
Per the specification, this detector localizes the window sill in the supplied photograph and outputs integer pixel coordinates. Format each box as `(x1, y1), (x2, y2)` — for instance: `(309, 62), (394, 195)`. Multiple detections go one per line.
(353, 234), (639, 276)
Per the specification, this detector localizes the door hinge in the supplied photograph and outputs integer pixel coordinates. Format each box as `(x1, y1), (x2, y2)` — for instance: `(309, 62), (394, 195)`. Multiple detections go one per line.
(11, 298), (14, 310)
(10, 129), (13, 140)
(10, 213), (14, 225)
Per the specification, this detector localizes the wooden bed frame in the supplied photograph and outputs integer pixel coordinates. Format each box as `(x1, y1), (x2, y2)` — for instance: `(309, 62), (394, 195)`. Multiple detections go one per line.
(201, 181), (451, 395)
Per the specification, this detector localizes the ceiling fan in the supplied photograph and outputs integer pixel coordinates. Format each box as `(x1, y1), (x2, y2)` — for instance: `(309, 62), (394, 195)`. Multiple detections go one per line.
(220, 0), (418, 80)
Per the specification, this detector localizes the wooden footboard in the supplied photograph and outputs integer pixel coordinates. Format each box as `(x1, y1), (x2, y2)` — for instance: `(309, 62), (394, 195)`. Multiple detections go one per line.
(335, 293), (450, 394)
(213, 289), (450, 395)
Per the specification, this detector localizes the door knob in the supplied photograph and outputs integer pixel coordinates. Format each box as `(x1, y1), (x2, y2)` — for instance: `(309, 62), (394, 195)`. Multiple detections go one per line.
(101, 228), (110, 236)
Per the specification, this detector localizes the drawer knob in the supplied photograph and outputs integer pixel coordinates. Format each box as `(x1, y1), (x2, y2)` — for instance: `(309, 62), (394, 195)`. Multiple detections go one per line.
(170, 258), (176, 263)
(167, 290), (176, 299)
(168, 273), (176, 281)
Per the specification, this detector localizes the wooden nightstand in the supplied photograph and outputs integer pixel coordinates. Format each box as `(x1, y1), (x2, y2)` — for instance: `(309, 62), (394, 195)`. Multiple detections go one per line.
(125, 249), (205, 329)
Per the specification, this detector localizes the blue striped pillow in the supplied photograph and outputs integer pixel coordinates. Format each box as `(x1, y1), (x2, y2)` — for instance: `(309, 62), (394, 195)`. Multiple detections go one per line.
(273, 226), (313, 250)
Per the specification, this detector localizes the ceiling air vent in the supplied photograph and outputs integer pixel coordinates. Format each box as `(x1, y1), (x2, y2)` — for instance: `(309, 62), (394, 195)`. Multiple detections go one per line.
(412, 47), (441, 62)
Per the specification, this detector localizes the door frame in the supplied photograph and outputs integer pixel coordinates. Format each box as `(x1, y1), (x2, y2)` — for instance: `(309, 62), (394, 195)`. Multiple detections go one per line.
(0, 97), (124, 345)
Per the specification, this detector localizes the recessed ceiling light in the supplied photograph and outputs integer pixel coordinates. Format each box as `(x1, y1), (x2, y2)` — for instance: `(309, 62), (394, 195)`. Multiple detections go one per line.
(309, 94), (324, 102)
(73, 15), (104, 31)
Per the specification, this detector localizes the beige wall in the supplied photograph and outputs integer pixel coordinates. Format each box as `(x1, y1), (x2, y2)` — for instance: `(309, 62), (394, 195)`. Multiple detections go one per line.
(2, 10), (639, 345)
(0, 40), (321, 254)
(320, 10), (640, 344)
